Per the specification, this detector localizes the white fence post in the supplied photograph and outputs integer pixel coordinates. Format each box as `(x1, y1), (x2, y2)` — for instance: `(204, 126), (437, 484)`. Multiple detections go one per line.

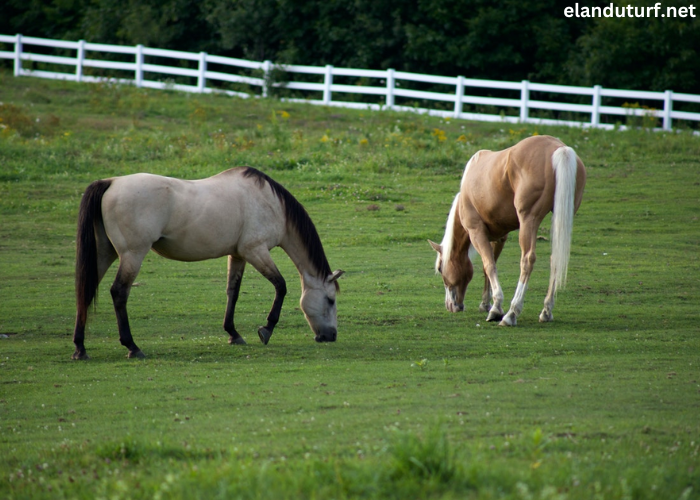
(591, 84), (602, 128)
(13, 34), (22, 77)
(323, 65), (333, 105)
(198, 51), (207, 93)
(520, 80), (530, 122)
(262, 60), (272, 97)
(663, 90), (673, 131)
(454, 75), (465, 119)
(135, 44), (144, 87)
(386, 68), (395, 109)
(76, 39), (85, 82)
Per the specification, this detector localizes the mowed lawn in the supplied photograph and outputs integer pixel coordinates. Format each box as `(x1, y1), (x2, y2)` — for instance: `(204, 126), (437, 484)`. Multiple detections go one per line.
(1, 71), (699, 499)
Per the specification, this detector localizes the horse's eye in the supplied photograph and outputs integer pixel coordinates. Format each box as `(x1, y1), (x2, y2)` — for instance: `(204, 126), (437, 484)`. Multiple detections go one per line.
(327, 297), (336, 306)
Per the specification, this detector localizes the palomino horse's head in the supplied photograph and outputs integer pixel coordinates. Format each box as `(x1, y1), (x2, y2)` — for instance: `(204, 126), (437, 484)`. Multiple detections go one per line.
(300, 270), (344, 342)
(429, 240), (474, 312)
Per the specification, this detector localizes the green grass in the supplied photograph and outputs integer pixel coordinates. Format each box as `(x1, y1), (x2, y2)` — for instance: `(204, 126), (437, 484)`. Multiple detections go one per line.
(1, 70), (699, 499)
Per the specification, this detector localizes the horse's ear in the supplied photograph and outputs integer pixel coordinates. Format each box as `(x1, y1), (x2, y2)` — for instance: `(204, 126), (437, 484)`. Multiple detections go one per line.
(328, 270), (345, 283)
(428, 239), (442, 254)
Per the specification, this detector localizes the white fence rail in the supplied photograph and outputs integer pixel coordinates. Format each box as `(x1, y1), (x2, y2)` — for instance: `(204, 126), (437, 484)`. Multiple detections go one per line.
(2, 33), (700, 130)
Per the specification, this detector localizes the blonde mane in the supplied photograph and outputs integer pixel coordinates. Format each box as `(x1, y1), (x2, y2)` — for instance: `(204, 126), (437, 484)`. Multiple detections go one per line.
(436, 192), (462, 274)
(436, 153), (479, 274)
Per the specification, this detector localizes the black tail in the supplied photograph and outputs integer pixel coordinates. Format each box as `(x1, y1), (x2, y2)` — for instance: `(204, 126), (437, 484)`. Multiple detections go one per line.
(75, 179), (112, 325)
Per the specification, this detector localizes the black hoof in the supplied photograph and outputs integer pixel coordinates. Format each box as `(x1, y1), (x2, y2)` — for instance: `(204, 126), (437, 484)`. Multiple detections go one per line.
(71, 351), (89, 360)
(258, 327), (272, 345)
(127, 349), (146, 359)
(229, 336), (247, 345)
(486, 312), (504, 322)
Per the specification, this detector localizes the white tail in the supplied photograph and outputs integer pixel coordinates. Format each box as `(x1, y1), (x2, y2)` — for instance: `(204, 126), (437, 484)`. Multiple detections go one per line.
(550, 146), (578, 293)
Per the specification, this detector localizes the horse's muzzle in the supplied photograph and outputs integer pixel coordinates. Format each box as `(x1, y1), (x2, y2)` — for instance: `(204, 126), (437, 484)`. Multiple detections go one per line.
(315, 328), (337, 342)
(445, 287), (465, 312)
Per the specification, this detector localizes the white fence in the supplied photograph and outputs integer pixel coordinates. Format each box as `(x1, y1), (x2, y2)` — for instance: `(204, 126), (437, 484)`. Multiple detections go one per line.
(2, 33), (700, 131)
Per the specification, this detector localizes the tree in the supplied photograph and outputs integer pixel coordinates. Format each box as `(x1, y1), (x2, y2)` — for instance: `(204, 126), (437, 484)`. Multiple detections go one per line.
(570, 0), (700, 93)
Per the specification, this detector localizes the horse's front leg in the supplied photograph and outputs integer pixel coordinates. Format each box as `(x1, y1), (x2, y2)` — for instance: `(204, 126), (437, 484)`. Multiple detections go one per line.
(501, 218), (539, 326)
(479, 236), (507, 313)
(223, 256), (247, 345)
(111, 253), (146, 358)
(257, 272), (287, 345)
(244, 249), (287, 345)
(469, 228), (505, 322)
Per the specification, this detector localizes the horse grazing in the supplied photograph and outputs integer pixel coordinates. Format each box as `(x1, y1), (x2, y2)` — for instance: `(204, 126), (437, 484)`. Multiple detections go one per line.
(72, 167), (344, 360)
(429, 135), (586, 326)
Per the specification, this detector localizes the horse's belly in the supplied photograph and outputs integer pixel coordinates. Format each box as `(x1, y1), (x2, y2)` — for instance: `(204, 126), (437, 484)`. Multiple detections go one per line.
(151, 228), (237, 262)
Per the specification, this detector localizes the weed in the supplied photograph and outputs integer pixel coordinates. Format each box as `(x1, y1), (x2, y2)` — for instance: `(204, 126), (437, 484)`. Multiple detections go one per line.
(389, 427), (456, 483)
(411, 358), (429, 370)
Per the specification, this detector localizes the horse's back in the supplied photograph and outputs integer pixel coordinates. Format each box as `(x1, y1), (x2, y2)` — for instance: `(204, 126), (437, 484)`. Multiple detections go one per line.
(101, 168), (286, 261)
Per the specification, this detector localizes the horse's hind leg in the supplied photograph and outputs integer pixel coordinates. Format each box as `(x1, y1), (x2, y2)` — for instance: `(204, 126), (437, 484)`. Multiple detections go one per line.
(501, 218), (540, 326)
(111, 251), (148, 358)
(479, 236), (507, 313)
(243, 248), (287, 345)
(540, 264), (560, 323)
(540, 285), (555, 323)
(223, 255), (247, 345)
(72, 225), (118, 360)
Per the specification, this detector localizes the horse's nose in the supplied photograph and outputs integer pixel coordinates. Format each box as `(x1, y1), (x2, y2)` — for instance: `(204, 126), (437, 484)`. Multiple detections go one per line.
(315, 328), (337, 342)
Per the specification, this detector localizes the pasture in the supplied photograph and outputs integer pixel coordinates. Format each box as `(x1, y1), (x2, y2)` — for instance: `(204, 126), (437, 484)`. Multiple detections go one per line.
(1, 71), (699, 499)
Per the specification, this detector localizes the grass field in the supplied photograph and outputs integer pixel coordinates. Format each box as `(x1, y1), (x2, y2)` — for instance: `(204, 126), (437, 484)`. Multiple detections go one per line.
(1, 70), (699, 499)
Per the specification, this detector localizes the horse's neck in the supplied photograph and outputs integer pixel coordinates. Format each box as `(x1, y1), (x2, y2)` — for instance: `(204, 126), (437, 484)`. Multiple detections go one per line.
(280, 229), (321, 288)
(448, 207), (471, 261)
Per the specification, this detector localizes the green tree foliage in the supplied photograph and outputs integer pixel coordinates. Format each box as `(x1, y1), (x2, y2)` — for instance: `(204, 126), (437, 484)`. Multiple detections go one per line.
(80, 0), (215, 53)
(0, 0), (88, 41)
(569, 0), (700, 92)
(1, 0), (699, 93)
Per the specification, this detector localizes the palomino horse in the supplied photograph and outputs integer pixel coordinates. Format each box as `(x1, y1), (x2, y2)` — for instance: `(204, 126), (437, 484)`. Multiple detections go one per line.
(73, 167), (344, 359)
(429, 135), (586, 325)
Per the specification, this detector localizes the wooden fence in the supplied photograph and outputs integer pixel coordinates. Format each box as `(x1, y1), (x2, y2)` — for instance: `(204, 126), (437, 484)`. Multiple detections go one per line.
(2, 33), (700, 130)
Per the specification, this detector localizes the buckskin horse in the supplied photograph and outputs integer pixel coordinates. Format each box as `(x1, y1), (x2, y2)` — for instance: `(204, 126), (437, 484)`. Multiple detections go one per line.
(73, 167), (343, 359)
(429, 135), (586, 325)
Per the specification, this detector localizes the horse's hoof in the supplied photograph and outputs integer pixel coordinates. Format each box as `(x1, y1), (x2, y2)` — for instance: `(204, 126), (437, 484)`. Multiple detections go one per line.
(71, 351), (89, 360)
(258, 327), (272, 345)
(229, 336), (247, 345)
(539, 310), (553, 323)
(499, 313), (517, 326)
(486, 309), (504, 322)
(127, 350), (146, 359)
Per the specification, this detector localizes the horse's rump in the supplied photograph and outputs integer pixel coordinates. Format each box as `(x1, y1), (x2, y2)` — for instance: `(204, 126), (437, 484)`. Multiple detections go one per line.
(461, 136), (568, 238)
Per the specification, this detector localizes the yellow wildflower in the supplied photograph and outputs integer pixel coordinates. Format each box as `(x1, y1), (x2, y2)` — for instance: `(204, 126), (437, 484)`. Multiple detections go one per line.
(432, 128), (447, 142)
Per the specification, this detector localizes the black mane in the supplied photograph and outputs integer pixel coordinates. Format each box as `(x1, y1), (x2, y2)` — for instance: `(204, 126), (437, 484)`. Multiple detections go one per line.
(242, 167), (333, 280)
